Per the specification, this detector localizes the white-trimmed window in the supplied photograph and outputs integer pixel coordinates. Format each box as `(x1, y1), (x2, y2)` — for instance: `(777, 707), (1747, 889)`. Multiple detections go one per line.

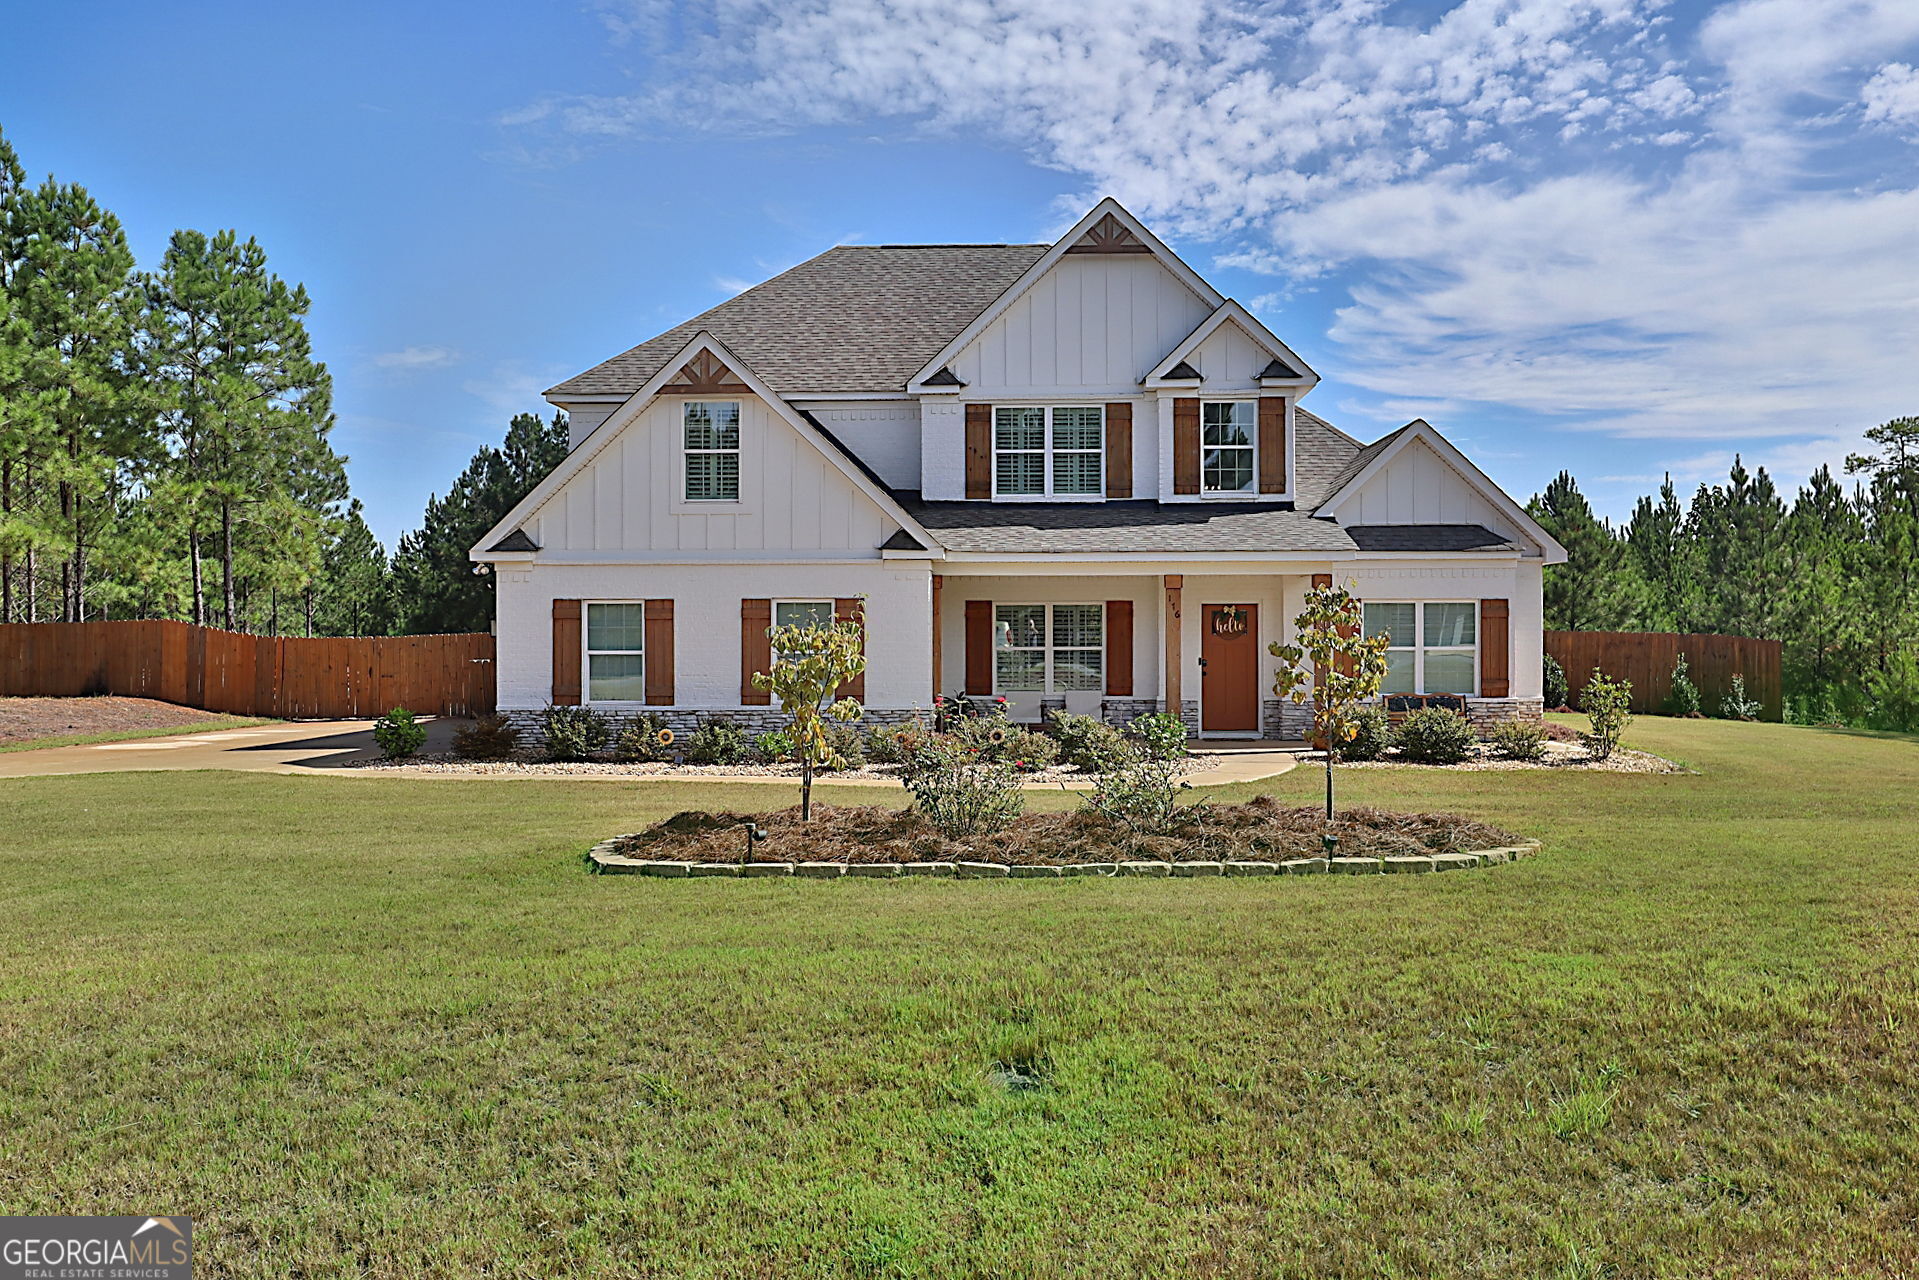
(994, 406), (1104, 497)
(1363, 601), (1478, 695)
(993, 603), (1103, 692)
(772, 599), (834, 662)
(586, 602), (646, 702)
(1201, 401), (1256, 493)
(684, 401), (740, 501)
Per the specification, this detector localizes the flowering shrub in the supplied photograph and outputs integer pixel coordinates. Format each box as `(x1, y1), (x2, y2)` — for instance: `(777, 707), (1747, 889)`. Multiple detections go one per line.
(1126, 711), (1189, 761)
(902, 734), (1025, 836)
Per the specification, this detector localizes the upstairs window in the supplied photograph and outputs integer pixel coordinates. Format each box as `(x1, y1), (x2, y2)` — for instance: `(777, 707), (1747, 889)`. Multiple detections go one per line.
(994, 406), (1104, 497)
(1363, 601), (1478, 695)
(585, 602), (646, 702)
(683, 401), (740, 501)
(1201, 401), (1256, 493)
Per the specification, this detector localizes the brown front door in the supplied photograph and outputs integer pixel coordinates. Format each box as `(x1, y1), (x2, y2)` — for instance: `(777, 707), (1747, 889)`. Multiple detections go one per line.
(1200, 603), (1259, 733)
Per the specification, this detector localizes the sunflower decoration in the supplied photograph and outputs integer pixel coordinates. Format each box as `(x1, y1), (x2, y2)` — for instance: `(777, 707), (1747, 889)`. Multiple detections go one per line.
(986, 726), (1008, 746)
(655, 727), (675, 747)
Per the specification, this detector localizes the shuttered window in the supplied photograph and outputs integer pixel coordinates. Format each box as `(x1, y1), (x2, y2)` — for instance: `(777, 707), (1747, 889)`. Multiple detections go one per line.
(1201, 401), (1256, 493)
(1362, 601), (1478, 695)
(994, 603), (1103, 693)
(683, 401), (740, 501)
(993, 406), (1104, 497)
(586, 602), (646, 701)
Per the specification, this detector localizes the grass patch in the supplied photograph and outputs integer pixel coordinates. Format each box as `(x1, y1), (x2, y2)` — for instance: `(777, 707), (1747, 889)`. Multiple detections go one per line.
(0, 717), (1916, 1276)
(0, 715), (273, 753)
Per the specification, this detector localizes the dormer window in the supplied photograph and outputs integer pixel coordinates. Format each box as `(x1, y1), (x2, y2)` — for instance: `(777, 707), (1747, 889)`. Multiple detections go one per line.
(1201, 401), (1256, 494)
(994, 406), (1104, 497)
(684, 401), (741, 501)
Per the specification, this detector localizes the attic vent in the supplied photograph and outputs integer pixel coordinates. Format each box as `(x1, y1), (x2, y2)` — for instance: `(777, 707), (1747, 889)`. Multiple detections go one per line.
(1259, 357), (1303, 379)
(487, 528), (539, 553)
(1065, 212), (1151, 255)
(1162, 360), (1203, 380)
(923, 366), (964, 387)
(662, 349), (752, 395)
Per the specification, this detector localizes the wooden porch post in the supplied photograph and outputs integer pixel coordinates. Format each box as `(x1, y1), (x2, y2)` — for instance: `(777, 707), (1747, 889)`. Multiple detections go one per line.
(1163, 574), (1183, 718)
(930, 574), (943, 702)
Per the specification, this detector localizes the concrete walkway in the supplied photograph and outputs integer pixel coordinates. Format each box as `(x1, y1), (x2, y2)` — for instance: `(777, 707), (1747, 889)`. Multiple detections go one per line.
(0, 718), (1302, 789)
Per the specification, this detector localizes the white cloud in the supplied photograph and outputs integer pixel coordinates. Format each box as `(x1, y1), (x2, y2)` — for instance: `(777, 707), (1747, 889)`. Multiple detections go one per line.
(373, 344), (462, 371)
(463, 361), (569, 418)
(1863, 62), (1919, 131)
(510, 0), (1919, 463)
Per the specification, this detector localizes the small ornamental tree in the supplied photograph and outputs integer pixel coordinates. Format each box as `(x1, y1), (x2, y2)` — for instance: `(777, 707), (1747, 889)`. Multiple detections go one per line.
(1269, 581), (1392, 821)
(751, 614), (867, 821)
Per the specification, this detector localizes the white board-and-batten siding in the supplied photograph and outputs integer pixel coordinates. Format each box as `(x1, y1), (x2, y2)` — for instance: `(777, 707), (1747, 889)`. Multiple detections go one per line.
(519, 394), (899, 554)
(946, 256), (1213, 395)
(1334, 438), (1524, 542)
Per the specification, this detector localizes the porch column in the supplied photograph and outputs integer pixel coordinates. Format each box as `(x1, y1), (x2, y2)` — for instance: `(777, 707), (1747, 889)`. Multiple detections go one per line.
(930, 574), (943, 701)
(1163, 574), (1183, 718)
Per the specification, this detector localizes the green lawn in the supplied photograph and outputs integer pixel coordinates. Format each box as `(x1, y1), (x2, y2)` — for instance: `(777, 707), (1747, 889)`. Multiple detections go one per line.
(0, 718), (1914, 1277)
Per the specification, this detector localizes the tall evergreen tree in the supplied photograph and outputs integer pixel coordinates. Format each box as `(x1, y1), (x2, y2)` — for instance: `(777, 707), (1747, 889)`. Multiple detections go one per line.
(1527, 470), (1638, 631)
(390, 411), (566, 634)
(142, 229), (339, 629)
(1624, 475), (1696, 631)
(311, 500), (391, 636)
(1685, 458), (1787, 640)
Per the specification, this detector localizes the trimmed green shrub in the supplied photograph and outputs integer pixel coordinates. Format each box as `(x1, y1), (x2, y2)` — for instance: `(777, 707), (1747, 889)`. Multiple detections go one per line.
(1126, 711), (1189, 760)
(1580, 669), (1634, 760)
(1489, 717), (1549, 761)
(1394, 706), (1476, 764)
(373, 707), (428, 760)
(451, 713), (518, 761)
(753, 729), (796, 763)
(1662, 652), (1702, 716)
(614, 713), (677, 763)
(1544, 653), (1569, 710)
(1047, 709), (1134, 774)
(867, 722), (928, 765)
(1337, 706), (1394, 761)
(819, 723), (866, 771)
(1000, 726), (1059, 773)
(685, 717), (750, 765)
(542, 705), (608, 762)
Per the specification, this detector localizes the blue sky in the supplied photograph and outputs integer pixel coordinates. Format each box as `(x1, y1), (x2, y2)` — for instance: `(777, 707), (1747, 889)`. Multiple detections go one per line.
(5, 0), (1917, 547)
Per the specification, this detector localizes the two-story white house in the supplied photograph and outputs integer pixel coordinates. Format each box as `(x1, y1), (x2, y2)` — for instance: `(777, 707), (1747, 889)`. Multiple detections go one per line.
(472, 199), (1564, 739)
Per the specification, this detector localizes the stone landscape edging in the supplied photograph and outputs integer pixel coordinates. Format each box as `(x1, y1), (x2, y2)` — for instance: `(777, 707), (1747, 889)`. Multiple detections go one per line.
(588, 839), (1541, 879)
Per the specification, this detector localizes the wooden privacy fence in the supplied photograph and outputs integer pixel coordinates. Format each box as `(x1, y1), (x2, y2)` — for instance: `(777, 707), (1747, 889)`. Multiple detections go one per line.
(0, 620), (494, 719)
(1546, 630), (1782, 721)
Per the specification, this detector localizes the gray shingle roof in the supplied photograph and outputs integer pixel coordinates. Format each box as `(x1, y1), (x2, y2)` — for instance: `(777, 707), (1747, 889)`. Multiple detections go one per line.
(547, 244), (1048, 398)
(1307, 421), (1408, 510)
(1346, 524), (1515, 552)
(1292, 408), (1366, 509)
(896, 496), (1358, 554)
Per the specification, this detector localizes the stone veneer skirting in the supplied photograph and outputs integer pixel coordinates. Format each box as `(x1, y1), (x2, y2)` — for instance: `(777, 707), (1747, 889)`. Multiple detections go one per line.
(501, 697), (1543, 744)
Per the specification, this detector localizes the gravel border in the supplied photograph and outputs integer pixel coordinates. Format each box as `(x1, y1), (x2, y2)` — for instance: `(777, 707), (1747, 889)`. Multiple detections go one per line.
(587, 839), (1542, 879)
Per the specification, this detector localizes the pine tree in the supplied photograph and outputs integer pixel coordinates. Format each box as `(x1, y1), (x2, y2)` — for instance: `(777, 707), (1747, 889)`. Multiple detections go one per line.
(142, 229), (339, 630)
(1527, 471), (1638, 631)
(390, 411), (566, 634)
(1624, 476), (1696, 631)
(311, 501), (392, 636)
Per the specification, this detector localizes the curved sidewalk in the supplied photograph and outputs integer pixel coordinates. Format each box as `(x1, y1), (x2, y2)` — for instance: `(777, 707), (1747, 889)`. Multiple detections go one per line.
(0, 719), (1302, 788)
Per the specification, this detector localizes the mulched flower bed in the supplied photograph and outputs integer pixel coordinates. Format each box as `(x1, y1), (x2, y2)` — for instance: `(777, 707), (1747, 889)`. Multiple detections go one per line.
(608, 796), (1523, 867)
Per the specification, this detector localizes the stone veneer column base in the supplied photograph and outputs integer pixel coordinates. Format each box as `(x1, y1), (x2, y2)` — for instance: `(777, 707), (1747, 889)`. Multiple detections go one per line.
(1264, 697), (1545, 741)
(497, 706), (930, 743)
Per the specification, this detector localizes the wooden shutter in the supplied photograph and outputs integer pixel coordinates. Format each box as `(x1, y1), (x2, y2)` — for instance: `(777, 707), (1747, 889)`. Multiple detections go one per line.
(1310, 575), (1357, 676)
(964, 600), (993, 695)
(644, 599), (674, 705)
(1105, 600), (1133, 695)
(741, 599), (772, 704)
(1173, 398), (1200, 494)
(1480, 599), (1510, 697)
(965, 403), (992, 499)
(835, 597), (866, 700)
(1105, 403), (1133, 498)
(551, 599), (581, 706)
(1258, 396), (1287, 494)
(1311, 573), (1332, 590)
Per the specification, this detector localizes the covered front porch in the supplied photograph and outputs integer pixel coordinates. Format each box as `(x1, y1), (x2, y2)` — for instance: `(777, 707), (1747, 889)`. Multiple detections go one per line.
(930, 564), (1327, 739)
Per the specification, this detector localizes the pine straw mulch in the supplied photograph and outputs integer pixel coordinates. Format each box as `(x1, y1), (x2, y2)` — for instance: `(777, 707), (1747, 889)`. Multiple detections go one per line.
(608, 796), (1524, 867)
